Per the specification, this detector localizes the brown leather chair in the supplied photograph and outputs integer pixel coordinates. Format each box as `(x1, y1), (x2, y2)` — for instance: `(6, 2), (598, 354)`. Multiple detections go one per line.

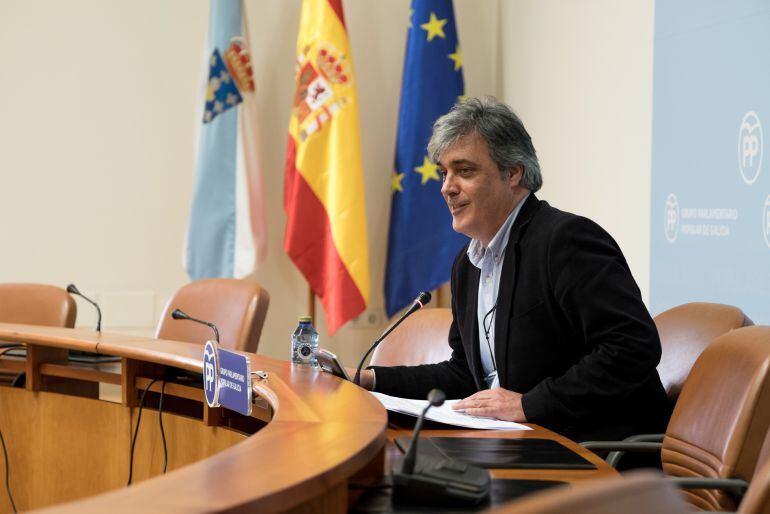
(655, 302), (752, 403)
(0, 283), (76, 328)
(585, 326), (770, 511)
(0, 283), (77, 385)
(738, 429), (770, 514)
(156, 279), (269, 353)
(369, 308), (452, 366)
(663, 326), (770, 510)
(488, 471), (688, 514)
(741, 464), (770, 514)
(674, 405), (770, 513)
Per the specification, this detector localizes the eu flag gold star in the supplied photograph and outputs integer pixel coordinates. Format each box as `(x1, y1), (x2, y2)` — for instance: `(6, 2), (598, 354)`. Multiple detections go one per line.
(448, 45), (463, 71)
(420, 12), (447, 42)
(414, 157), (440, 184)
(392, 172), (405, 192)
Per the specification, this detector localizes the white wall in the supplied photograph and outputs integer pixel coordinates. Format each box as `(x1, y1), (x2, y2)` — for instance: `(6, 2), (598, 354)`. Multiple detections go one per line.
(499, 0), (655, 303)
(0, 0), (500, 364)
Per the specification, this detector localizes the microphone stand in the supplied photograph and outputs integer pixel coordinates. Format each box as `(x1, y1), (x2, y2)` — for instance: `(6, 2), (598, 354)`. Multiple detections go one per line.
(353, 292), (431, 386)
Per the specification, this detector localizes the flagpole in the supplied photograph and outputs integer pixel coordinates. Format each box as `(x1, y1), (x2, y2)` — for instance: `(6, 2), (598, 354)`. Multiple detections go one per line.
(307, 287), (316, 322)
(435, 287), (443, 308)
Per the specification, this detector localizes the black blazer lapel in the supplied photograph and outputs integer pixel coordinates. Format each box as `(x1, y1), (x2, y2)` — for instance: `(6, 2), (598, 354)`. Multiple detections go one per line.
(462, 263), (486, 390)
(495, 194), (540, 389)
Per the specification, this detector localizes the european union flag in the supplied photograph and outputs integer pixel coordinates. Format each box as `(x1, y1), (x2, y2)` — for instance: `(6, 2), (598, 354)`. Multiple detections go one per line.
(384, 0), (467, 317)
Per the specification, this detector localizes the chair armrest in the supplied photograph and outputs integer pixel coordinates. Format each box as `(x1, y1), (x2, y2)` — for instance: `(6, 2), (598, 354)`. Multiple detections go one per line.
(670, 477), (748, 496)
(581, 441), (662, 452)
(622, 433), (665, 443)
(581, 434), (665, 468)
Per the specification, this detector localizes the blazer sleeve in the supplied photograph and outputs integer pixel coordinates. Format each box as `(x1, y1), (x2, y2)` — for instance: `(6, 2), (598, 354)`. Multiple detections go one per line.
(521, 216), (662, 424)
(370, 254), (478, 400)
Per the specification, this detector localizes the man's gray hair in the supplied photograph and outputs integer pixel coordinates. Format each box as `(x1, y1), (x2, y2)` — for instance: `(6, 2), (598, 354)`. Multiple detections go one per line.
(427, 96), (543, 192)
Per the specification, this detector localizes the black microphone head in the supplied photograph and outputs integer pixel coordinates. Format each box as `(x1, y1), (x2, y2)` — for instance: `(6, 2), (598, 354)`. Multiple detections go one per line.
(427, 388), (446, 407)
(171, 309), (189, 320)
(415, 291), (432, 307)
(66, 284), (80, 295)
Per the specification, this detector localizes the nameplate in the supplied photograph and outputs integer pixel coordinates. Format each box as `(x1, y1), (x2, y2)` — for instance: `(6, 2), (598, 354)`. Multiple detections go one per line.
(202, 340), (253, 416)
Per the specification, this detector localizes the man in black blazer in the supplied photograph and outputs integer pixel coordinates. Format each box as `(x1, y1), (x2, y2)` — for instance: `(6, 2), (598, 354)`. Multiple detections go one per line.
(360, 97), (670, 442)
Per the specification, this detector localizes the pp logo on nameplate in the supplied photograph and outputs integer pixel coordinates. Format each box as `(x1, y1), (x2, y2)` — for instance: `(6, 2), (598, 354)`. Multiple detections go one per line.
(202, 341), (253, 416)
(203, 340), (220, 408)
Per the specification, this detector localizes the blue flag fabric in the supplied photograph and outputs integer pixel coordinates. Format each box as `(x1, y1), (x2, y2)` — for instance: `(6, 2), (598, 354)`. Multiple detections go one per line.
(384, 0), (467, 317)
(185, 0), (267, 280)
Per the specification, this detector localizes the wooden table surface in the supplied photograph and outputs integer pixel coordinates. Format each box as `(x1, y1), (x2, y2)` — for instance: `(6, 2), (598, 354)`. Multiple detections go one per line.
(0, 323), (386, 514)
(0, 323), (615, 513)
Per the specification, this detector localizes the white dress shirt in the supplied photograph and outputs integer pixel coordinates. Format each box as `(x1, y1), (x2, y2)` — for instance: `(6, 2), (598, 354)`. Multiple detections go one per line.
(466, 193), (529, 389)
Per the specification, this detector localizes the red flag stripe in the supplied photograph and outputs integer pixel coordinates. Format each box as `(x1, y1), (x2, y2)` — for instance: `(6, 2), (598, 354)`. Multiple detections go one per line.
(326, 0), (346, 28)
(284, 136), (366, 333)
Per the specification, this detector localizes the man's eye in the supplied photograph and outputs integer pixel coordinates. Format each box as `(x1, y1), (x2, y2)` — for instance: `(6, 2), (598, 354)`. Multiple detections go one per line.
(439, 170), (447, 181)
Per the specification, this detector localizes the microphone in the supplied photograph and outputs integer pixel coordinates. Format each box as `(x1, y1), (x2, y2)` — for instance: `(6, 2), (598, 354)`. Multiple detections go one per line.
(392, 389), (490, 506)
(66, 284), (102, 332)
(171, 309), (220, 343)
(401, 388), (445, 474)
(353, 291), (431, 386)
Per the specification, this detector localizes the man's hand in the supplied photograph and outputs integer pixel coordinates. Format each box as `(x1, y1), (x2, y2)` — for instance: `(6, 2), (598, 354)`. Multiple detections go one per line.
(452, 388), (527, 422)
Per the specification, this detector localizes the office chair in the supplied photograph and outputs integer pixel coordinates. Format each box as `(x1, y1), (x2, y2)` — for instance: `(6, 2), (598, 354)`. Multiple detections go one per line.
(0, 283), (77, 328)
(656, 302), (752, 403)
(369, 307), (452, 366)
(738, 434), (770, 514)
(488, 471), (688, 514)
(596, 302), (754, 468)
(660, 413), (770, 514)
(156, 278), (269, 353)
(0, 283), (77, 385)
(583, 326), (770, 511)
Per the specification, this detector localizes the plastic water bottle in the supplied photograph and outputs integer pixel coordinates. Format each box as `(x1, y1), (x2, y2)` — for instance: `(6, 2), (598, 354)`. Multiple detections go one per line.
(291, 316), (319, 367)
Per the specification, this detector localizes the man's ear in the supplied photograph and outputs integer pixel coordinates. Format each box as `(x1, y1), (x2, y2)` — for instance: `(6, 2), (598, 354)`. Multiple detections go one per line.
(508, 165), (524, 187)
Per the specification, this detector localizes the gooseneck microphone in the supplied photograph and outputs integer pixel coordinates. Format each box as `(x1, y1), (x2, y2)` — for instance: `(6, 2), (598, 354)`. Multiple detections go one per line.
(66, 284), (102, 332)
(171, 309), (220, 343)
(392, 389), (490, 506)
(353, 291), (431, 386)
(401, 389), (445, 474)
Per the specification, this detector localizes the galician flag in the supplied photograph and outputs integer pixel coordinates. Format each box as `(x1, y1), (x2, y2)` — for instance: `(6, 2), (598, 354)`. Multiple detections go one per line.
(284, 0), (370, 334)
(384, 0), (467, 316)
(185, 0), (267, 280)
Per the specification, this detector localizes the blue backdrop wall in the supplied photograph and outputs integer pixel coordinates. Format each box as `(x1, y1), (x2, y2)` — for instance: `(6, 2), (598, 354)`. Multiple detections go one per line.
(651, 0), (770, 322)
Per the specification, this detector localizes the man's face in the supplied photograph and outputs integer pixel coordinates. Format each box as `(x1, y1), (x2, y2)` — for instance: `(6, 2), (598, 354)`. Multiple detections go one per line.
(438, 133), (523, 246)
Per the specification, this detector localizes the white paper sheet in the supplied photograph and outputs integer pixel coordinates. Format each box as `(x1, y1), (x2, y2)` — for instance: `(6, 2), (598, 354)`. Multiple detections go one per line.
(371, 392), (531, 431)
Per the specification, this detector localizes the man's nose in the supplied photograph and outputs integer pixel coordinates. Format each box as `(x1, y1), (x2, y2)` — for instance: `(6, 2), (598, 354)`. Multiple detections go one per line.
(441, 174), (458, 196)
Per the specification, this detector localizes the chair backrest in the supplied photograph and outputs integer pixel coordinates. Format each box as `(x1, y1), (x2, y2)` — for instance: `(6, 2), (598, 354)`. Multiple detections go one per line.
(489, 471), (688, 514)
(656, 302), (752, 402)
(369, 308), (452, 367)
(662, 326), (770, 511)
(738, 426), (770, 514)
(0, 283), (76, 327)
(156, 279), (269, 353)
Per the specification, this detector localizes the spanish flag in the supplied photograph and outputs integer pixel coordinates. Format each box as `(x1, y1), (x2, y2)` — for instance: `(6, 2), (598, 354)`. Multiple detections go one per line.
(284, 0), (369, 334)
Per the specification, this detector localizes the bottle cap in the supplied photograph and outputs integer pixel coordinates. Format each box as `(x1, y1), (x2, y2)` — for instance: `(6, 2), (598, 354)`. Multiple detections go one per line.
(298, 316), (313, 323)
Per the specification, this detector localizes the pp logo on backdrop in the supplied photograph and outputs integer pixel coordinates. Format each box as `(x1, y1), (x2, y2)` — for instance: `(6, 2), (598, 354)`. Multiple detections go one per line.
(763, 195), (770, 248)
(203, 340), (220, 408)
(739, 111), (763, 185)
(664, 193), (680, 243)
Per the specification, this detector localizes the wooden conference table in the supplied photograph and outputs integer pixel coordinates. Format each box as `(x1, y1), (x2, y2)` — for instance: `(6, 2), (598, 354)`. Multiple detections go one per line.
(0, 324), (615, 513)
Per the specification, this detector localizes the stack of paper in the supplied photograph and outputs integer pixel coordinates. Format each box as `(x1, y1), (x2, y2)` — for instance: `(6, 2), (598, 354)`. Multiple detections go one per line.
(371, 392), (531, 431)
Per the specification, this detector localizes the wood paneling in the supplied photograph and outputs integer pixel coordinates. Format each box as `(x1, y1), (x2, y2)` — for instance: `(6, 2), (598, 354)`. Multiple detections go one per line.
(0, 388), (246, 513)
